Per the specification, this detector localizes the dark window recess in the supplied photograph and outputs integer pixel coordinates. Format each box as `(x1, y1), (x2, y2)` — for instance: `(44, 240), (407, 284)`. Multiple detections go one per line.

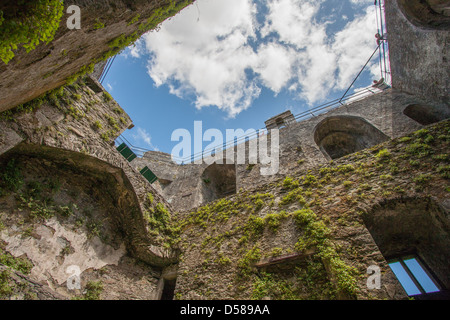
(161, 279), (177, 300)
(85, 76), (104, 94)
(117, 142), (137, 162)
(403, 104), (449, 126)
(140, 166), (158, 184)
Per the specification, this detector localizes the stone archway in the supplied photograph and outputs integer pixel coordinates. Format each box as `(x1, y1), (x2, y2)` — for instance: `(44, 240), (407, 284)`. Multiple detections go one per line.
(0, 142), (178, 268)
(403, 104), (450, 126)
(397, 0), (450, 30)
(201, 163), (236, 203)
(314, 115), (389, 160)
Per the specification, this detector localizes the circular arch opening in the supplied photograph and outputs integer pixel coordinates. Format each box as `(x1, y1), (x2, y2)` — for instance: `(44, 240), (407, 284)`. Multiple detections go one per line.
(397, 0), (450, 30)
(314, 115), (389, 160)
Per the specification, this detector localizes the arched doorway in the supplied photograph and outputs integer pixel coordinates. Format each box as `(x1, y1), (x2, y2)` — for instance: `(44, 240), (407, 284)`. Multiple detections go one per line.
(314, 115), (389, 160)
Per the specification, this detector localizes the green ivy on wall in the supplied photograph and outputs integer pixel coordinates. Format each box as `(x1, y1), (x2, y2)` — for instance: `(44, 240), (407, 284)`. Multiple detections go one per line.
(0, 0), (64, 64)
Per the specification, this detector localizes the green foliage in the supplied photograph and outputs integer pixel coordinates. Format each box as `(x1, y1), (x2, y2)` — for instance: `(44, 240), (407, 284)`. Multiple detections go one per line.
(245, 216), (265, 238)
(432, 154), (449, 162)
(376, 149), (391, 161)
(398, 136), (412, 143)
(93, 19), (105, 30)
(302, 174), (317, 186)
(144, 201), (180, 245)
(73, 280), (103, 300)
(128, 14), (141, 26)
(282, 177), (299, 189)
(409, 159), (420, 167)
(0, 249), (33, 275)
(17, 194), (56, 221)
(0, 269), (13, 298)
(94, 120), (103, 130)
(57, 205), (74, 218)
(0, 160), (23, 193)
(264, 212), (284, 232)
(249, 193), (273, 212)
(246, 164), (255, 171)
(413, 128), (430, 138)
(113, 107), (124, 114)
(437, 165), (450, 179)
(342, 181), (353, 188)
(86, 220), (102, 239)
(237, 246), (261, 278)
(336, 164), (355, 173)
(105, 115), (119, 131)
(279, 188), (306, 206)
(293, 208), (358, 297)
(215, 254), (232, 266)
(67, 106), (85, 119)
(137, 0), (193, 33)
(251, 272), (297, 300)
(0, 0), (64, 64)
(103, 92), (113, 102)
(146, 192), (154, 205)
(413, 174), (432, 185)
(404, 142), (433, 158)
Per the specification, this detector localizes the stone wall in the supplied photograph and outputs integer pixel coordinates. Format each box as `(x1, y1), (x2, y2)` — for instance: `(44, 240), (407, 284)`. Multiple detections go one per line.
(0, 0), (194, 113)
(0, 78), (180, 298)
(174, 120), (450, 300)
(385, 0), (450, 105)
(132, 88), (446, 212)
(0, 155), (162, 300)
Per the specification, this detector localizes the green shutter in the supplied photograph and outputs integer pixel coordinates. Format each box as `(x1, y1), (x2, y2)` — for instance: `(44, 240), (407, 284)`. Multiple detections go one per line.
(140, 166), (158, 184)
(117, 142), (137, 162)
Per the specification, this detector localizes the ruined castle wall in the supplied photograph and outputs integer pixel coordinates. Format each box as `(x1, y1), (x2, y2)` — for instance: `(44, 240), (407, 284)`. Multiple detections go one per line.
(174, 120), (450, 300)
(134, 89), (442, 212)
(0, 79), (181, 298)
(385, 0), (450, 105)
(0, 154), (163, 300)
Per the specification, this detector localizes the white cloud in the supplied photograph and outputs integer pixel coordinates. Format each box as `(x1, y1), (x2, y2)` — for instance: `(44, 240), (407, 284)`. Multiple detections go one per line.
(332, 5), (379, 90)
(135, 0), (379, 117)
(254, 42), (295, 94)
(142, 0), (259, 118)
(133, 127), (159, 150)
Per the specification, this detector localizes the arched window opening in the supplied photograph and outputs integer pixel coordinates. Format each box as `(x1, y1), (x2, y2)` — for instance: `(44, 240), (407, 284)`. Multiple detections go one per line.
(201, 163), (236, 203)
(397, 0), (450, 30)
(403, 104), (450, 126)
(362, 198), (450, 299)
(314, 115), (389, 160)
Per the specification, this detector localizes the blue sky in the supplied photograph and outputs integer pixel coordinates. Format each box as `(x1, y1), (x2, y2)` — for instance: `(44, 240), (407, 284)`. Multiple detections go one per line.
(103, 0), (383, 156)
